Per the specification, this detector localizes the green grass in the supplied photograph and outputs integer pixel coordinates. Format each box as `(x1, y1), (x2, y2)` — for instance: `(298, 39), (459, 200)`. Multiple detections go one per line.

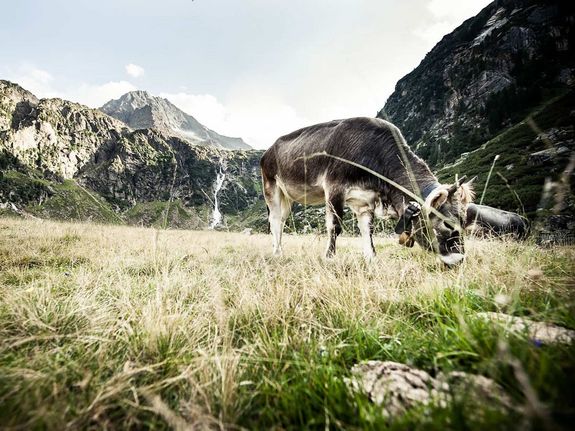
(123, 200), (208, 229)
(0, 218), (574, 429)
(438, 90), (575, 216)
(0, 170), (122, 224)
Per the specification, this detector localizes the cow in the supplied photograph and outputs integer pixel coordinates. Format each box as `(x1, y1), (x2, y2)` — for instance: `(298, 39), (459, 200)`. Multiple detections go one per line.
(464, 203), (529, 239)
(260, 117), (475, 266)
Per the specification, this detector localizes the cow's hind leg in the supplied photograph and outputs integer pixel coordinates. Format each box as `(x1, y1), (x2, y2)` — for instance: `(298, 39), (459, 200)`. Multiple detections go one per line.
(357, 208), (376, 260)
(264, 181), (292, 256)
(325, 192), (344, 258)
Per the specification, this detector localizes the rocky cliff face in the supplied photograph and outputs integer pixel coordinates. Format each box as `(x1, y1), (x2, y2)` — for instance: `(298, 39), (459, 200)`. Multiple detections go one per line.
(379, 0), (574, 167)
(101, 91), (251, 150)
(1, 84), (129, 180)
(0, 80), (263, 229)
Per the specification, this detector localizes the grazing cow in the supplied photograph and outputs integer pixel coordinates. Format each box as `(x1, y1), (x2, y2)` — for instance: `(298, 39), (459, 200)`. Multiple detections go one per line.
(464, 203), (529, 239)
(260, 117), (474, 265)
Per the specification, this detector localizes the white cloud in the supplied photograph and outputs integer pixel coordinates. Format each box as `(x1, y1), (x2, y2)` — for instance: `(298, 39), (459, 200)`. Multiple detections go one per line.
(73, 80), (137, 107)
(5, 66), (59, 99)
(224, 100), (308, 149)
(426, 0), (490, 20)
(161, 90), (309, 149)
(5, 64), (137, 108)
(413, 21), (459, 47)
(161, 92), (228, 128)
(414, 0), (492, 49)
(125, 63), (145, 78)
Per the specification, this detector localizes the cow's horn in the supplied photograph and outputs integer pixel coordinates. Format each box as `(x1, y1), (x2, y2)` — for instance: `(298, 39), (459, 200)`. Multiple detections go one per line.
(448, 175), (468, 193)
(466, 175), (477, 185)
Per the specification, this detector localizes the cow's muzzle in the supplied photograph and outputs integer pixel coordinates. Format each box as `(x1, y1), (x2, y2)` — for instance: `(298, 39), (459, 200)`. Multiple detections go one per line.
(439, 252), (465, 266)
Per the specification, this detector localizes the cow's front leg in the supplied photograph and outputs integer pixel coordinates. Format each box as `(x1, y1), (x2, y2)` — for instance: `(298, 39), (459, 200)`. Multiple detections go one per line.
(325, 194), (344, 258)
(357, 209), (375, 260)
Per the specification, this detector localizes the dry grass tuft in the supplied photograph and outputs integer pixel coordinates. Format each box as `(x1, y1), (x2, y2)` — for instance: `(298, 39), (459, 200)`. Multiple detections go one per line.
(0, 218), (574, 429)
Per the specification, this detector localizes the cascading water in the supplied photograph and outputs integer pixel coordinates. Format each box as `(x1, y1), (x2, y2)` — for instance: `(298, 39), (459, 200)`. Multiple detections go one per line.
(209, 158), (227, 229)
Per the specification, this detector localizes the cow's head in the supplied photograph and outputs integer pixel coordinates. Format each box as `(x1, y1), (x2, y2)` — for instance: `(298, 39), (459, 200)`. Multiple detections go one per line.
(396, 177), (475, 266)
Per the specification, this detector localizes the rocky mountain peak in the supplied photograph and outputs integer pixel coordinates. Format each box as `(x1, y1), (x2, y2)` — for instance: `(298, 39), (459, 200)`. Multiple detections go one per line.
(100, 90), (251, 150)
(105, 90), (155, 110)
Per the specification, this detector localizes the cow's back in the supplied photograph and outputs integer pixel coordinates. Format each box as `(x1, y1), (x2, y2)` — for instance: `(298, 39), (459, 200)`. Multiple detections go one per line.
(261, 117), (410, 190)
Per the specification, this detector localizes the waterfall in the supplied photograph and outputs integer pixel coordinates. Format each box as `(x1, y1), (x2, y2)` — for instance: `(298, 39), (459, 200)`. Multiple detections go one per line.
(209, 158), (227, 229)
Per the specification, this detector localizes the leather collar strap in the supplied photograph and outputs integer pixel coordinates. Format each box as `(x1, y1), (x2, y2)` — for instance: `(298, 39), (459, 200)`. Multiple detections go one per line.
(421, 182), (440, 200)
(394, 201), (421, 235)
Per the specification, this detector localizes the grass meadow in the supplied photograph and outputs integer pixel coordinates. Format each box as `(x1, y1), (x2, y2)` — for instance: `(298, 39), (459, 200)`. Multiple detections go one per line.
(0, 217), (574, 429)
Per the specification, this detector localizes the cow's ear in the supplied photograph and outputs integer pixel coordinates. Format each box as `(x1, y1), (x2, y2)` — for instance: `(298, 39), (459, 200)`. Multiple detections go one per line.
(458, 181), (475, 205)
(399, 231), (415, 247)
(448, 176), (475, 205)
(426, 188), (449, 209)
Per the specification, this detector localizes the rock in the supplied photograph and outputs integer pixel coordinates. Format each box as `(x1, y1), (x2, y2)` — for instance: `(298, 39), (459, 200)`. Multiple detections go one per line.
(528, 146), (571, 166)
(242, 228), (253, 235)
(348, 361), (520, 420)
(475, 312), (575, 344)
(536, 212), (575, 246)
(347, 361), (449, 418)
(437, 371), (518, 413)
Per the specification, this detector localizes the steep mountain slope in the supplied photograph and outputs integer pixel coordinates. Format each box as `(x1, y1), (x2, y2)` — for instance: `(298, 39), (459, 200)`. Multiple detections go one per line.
(379, 0), (574, 167)
(0, 80), (264, 229)
(378, 0), (574, 238)
(438, 90), (574, 217)
(101, 91), (251, 150)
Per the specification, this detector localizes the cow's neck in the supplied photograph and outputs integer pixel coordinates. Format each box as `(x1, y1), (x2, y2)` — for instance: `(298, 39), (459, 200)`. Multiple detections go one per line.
(388, 175), (440, 216)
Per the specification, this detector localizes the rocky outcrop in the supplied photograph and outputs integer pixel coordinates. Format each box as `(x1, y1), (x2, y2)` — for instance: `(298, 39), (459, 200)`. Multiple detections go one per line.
(100, 91), (251, 150)
(79, 128), (262, 213)
(528, 126), (574, 166)
(475, 312), (575, 344)
(1, 96), (129, 180)
(0, 80), (39, 132)
(379, 0), (575, 168)
(0, 80), (263, 228)
(348, 361), (519, 419)
(348, 361), (449, 418)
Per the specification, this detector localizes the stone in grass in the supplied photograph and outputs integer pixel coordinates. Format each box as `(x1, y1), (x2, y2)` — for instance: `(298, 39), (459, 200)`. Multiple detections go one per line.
(347, 361), (449, 418)
(348, 361), (518, 419)
(475, 312), (575, 345)
(437, 371), (518, 414)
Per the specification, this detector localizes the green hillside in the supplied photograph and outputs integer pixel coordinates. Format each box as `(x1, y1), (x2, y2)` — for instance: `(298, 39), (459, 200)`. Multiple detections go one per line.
(438, 90), (575, 217)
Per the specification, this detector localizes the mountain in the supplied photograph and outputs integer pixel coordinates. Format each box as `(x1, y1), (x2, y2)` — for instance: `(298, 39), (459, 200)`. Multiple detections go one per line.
(2, 0), (574, 237)
(379, 0), (574, 168)
(101, 91), (251, 150)
(0, 80), (265, 230)
(377, 0), (574, 237)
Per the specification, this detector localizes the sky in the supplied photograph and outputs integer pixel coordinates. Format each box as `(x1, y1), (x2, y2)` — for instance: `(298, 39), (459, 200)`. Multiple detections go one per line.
(1, 0), (491, 148)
